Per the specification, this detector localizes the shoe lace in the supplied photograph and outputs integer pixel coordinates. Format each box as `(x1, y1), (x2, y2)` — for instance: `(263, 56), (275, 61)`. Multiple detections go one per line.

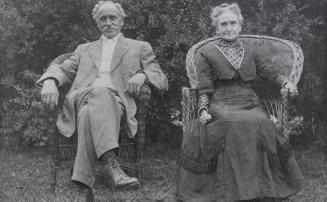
(111, 158), (126, 177)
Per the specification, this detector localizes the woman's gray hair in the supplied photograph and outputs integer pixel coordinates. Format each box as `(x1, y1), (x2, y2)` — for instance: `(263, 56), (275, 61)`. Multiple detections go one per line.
(211, 3), (243, 27)
(92, 1), (126, 21)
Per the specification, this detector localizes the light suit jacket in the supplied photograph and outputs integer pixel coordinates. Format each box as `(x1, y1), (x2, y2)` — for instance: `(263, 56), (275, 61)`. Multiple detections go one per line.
(37, 35), (168, 138)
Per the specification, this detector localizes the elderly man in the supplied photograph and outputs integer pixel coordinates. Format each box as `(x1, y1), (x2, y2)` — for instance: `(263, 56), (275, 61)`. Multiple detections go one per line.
(38, 1), (168, 201)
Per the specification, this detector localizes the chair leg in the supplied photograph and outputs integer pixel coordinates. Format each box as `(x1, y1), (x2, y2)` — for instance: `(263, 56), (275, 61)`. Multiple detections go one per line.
(50, 167), (57, 194)
(138, 165), (142, 185)
(49, 128), (60, 194)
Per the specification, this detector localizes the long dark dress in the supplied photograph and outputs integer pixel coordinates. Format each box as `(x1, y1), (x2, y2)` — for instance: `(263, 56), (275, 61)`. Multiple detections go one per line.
(177, 39), (304, 202)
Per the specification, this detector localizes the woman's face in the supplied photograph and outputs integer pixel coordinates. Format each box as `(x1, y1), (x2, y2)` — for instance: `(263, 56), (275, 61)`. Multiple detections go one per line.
(215, 12), (241, 41)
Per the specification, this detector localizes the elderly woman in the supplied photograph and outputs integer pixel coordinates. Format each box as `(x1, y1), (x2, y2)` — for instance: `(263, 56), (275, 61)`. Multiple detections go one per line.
(177, 3), (305, 202)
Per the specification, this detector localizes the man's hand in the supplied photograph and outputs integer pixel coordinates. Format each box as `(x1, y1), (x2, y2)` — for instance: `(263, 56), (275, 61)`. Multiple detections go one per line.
(41, 79), (59, 110)
(127, 73), (146, 97)
(199, 109), (212, 125)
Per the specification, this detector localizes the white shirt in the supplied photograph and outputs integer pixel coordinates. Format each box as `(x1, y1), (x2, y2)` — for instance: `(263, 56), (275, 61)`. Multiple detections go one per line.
(92, 33), (121, 88)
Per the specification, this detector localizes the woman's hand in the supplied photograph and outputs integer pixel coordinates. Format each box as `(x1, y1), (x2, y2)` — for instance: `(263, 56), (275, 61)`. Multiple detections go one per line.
(199, 109), (212, 125)
(283, 81), (298, 97)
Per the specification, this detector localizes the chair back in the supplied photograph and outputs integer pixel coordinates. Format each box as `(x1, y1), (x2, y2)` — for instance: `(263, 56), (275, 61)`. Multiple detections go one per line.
(186, 35), (303, 88)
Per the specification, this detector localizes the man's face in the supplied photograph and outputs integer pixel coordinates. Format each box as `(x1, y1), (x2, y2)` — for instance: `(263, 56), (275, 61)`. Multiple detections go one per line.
(215, 12), (241, 41)
(95, 3), (124, 38)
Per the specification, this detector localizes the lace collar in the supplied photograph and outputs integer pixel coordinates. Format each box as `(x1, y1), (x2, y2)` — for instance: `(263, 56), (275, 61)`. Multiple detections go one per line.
(216, 38), (242, 49)
(214, 38), (244, 70)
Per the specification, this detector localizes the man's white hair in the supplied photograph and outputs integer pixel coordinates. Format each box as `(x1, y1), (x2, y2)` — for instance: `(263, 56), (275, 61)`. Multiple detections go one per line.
(92, 1), (126, 20)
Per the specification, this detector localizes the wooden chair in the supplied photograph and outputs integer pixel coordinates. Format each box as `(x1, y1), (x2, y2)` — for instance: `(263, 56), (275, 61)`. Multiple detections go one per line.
(182, 35), (304, 137)
(46, 53), (151, 193)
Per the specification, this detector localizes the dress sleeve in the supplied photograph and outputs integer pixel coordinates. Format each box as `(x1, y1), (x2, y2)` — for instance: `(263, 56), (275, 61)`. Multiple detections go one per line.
(255, 50), (292, 87)
(196, 50), (215, 116)
(255, 49), (280, 83)
(196, 51), (216, 95)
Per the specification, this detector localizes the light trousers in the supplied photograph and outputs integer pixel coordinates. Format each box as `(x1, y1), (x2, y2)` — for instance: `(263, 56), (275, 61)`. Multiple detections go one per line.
(71, 86), (124, 187)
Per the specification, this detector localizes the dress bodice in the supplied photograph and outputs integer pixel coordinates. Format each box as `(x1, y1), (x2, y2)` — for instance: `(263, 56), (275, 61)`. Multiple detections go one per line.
(196, 37), (280, 95)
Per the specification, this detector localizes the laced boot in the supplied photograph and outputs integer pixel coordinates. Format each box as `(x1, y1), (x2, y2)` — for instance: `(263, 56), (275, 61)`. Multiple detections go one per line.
(103, 157), (140, 190)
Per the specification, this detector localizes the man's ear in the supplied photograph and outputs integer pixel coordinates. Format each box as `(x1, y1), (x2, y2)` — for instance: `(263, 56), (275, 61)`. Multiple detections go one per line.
(94, 17), (100, 28)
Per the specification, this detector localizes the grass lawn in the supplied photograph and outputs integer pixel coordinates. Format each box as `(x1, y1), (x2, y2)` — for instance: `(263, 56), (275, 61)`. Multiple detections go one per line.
(0, 143), (327, 202)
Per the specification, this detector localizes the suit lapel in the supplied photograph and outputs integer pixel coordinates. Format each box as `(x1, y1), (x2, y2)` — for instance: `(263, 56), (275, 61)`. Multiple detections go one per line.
(89, 38), (102, 70)
(111, 35), (129, 72)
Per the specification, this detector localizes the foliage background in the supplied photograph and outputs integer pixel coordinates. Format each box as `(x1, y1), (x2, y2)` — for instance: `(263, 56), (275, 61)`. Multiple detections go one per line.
(0, 0), (326, 149)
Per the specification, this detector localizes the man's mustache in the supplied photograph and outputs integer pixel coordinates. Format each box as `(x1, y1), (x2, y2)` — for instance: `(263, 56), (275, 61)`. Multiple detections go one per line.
(102, 25), (118, 30)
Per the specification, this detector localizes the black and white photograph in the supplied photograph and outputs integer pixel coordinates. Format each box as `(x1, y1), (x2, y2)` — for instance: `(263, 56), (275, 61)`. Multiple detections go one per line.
(0, 0), (326, 201)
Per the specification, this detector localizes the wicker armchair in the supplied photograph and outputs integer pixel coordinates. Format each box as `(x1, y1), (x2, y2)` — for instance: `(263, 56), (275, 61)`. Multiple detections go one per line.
(46, 53), (151, 193)
(182, 35), (304, 137)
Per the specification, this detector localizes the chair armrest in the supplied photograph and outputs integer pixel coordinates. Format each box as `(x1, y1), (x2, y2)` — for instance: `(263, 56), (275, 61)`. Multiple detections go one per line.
(135, 83), (151, 102)
(134, 83), (151, 156)
(182, 87), (198, 132)
(262, 88), (298, 138)
(280, 89), (291, 138)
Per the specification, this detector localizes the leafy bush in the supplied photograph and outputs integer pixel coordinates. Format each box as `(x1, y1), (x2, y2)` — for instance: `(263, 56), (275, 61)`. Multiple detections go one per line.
(0, 70), (56, 148)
